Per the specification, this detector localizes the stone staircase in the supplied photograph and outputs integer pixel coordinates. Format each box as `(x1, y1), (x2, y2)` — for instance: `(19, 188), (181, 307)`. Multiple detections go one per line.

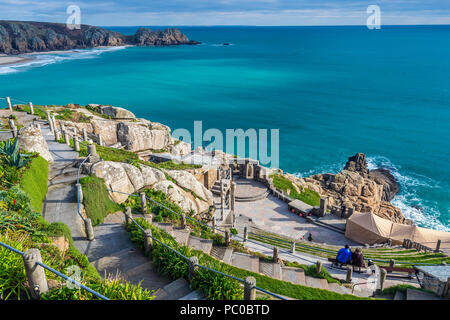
(392, 288), (446, 300)
(150, 219), (355, 297)
(211, 179), (231, 196)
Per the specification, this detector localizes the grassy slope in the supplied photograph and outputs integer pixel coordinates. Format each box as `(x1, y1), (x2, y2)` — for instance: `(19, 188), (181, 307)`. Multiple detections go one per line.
(79, 175), (122, 226)
(19, 155), (48, 212)
(271, 173), (320, 206)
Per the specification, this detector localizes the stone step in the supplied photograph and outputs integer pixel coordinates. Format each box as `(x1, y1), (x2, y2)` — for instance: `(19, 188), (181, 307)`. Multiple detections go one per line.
(154, 278), (192, 300)
(49, 173), (86, 186)
(393, 289), (406, 300)
(231, 252), (259, 273)
(91, 247), (150, 277)
(178, 289), (206, 300)
(49, 166), (79, 179)
(153, 222), (174, 236)
(210, 246), (234, 264)
(406, 288), (442, 300)
(235, 190), (269, 202)
(327, 282), (352, 295)
(188, 235), (213, 255)
(259, 261), (282, 280)
(281, 267), (306, 285)
(172, 228), (190, 245)
(305, 276), (329, 291)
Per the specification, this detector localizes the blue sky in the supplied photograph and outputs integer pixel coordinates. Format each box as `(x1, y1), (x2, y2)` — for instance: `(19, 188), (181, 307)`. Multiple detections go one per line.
(0, 0), (449, 26)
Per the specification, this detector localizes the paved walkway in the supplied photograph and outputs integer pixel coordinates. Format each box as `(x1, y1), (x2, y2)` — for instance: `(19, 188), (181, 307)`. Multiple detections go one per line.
(235, 194), (356, 245)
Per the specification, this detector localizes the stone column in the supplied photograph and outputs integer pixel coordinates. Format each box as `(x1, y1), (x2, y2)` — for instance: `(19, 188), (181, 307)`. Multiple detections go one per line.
(230, 181), (236, 212)
(48, 113), (54, 133)
(29, 102), (34, 115)
(243, 226), (248, 242)
(220, 195), (225, 220)
(74, 136), (80, 152)
(98, 134), (103, 147)
(6, 96), (12, 111)
(244, 276), (256, 300)
(82, 128), (88, 141)
(144, 229), (152, 255)
(22, 248), (48, 299)
(290, 241), (296, 254)
(140, 192), (147, 214)
(76, 183), (83, 203)
(379, 269), (387, 292)
(273, 247), (279, 263)
(55, 130), (61, 141)
(319, 198), (328, 217)
(85, 218), (94, 241)
(188, 256), (198, 281)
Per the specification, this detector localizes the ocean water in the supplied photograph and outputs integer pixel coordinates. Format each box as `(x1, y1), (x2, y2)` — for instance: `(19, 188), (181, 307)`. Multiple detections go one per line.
(0, 26), (449, 231)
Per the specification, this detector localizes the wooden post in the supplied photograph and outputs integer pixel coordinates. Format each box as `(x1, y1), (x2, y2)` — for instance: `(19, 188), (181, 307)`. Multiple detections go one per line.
(243, 226), (248, 243)
(55, 130), (61, 141)
(212, 217), (216, 234)
(85, 218), (94, 241)
(82, 128), (88, 141)
(181, 213), (187, 229)
(244, 276), (256, 300)
(76, 183), (83, 203)
(220, 195), (225, 220)
(379, 268), (387, 292)
(98, 134), (103, 147)
(389, 259), (395, 268)
(125, 207), (132, 227)
(6, 96), (12, 111)
(22, 248), (48, 299)
(63, 130), (70, 145)
(346, 267), (353, 282)
(225, 231), (231, 247)
(140, 192), (147, 214)
(29, 102), (34, 115)
(435, 239), (441, 252)
(144, 229), (152, 255)
(316, 261), (322, 273)
(291, 241), (295, 254)
(74, 136), (80, 152)
(230, 181), (236, 212)
(12, 126), (17, 138)
(273, 247), (279, 263)
(51, 115), (57, 133)
(87, 143), (97, 156)
(188, 256), (198, 281)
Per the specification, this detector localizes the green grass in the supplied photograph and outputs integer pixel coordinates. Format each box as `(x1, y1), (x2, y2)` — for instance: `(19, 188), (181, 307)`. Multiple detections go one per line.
(381, 284), (434, 296)
(13, 104), (47, 120)
(270, 173), (320, 206)
(79, 175), (123, 226)
(18, 156), (48, 212)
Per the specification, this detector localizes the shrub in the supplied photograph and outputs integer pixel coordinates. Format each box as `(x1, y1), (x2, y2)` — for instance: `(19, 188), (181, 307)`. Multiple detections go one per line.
(270, 174), (320, 206)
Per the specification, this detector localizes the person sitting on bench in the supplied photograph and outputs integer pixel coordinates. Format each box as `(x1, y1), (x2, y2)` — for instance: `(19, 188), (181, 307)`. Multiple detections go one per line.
(351, 248), (365, 272)
(335, 245), (352, 267)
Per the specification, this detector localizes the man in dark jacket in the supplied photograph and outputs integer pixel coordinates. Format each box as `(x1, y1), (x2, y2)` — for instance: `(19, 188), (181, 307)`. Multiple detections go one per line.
(351, 248), (365, 272)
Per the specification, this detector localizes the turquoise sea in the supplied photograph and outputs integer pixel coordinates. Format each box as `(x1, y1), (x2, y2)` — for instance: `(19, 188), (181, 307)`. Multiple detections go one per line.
(0, 26), (449, 231)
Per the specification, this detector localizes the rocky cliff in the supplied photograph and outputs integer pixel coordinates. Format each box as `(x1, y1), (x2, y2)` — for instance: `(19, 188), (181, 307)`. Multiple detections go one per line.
(0, 20), (198, 54)
(285, 153), (408, 224)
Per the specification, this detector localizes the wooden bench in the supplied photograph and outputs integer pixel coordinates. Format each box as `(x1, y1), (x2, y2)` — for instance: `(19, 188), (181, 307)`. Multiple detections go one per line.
(327, 258), (367, 273)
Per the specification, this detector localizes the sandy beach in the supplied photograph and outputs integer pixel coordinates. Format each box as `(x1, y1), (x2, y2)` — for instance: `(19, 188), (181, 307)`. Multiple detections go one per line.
(0, 54), (31, 66)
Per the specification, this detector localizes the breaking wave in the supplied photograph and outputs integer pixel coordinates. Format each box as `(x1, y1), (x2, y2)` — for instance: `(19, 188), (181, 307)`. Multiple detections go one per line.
(0, 46), (127, 75)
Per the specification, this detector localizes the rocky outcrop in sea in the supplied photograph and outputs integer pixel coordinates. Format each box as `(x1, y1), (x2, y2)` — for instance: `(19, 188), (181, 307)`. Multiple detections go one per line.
(0, 20), (199, 55)
(285, 153), (408, 224)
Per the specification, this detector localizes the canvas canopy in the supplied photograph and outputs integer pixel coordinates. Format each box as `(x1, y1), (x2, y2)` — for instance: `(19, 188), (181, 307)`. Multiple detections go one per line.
(345, 212), (450, 249)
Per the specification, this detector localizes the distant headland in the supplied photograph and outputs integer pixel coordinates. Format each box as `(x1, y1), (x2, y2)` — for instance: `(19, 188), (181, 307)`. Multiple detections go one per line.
(0, 20), (200, 55)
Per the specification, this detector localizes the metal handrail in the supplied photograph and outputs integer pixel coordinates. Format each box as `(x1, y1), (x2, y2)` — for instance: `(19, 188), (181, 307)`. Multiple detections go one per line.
(124, 200), (286, 300)
(0, 241), (109, 300)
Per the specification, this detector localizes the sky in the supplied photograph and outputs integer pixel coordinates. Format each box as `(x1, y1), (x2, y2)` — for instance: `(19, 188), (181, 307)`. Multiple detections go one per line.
(0, 0), (449, 26)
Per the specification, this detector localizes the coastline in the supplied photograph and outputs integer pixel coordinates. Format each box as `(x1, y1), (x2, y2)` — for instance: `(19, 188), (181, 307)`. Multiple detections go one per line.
(0, 54), (32, 66)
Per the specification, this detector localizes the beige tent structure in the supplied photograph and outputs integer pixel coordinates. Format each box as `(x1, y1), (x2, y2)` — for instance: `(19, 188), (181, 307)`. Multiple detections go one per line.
(345, 212), (450, 250)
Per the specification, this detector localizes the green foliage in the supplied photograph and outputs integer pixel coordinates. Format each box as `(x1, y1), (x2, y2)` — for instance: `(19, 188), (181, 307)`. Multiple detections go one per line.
(270, 173), (320, 206)
(8, 114), (17, 120)
(381, 284), (434, 296)
(19, 155), (48, 212)
(55, 108), (91, 123)
(13, 104), (47, 120)
(79, 175), (122, 226)
(0, 139), (32, 169)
